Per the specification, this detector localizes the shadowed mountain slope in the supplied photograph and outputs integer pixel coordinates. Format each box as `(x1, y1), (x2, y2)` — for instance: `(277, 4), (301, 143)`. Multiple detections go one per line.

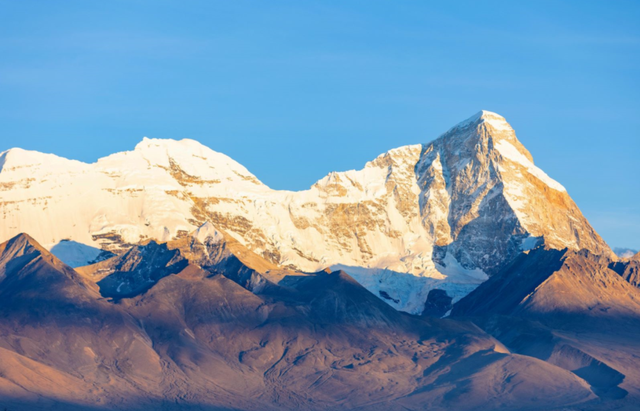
(0, 232), (599, 411)
(452, 247), (640, 325)
(610, 252), (640, 288)
(451, 247), (640, 404)
(0, 234), (168, 409)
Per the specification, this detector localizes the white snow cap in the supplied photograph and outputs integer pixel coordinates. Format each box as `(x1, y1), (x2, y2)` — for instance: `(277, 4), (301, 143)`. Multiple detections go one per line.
(494, 139), (566, 192)
(475, 110), (512, 132)
(128, 136), (266, 188)
(476, 110), (505, 120)
(193, 222), (224, 244)
(0, 148), (86, 173)
(444, 110), (512, 135)
(134, 136), (207, 151)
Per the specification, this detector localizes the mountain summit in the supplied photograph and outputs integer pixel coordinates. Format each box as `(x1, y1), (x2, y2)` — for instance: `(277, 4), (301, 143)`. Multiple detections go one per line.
(0, 111), (611, 313)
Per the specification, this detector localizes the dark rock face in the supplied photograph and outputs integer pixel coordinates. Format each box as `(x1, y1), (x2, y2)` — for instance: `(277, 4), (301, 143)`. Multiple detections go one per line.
(96, 241), (189, 299)
(610, 256), (640, 288)
(421, 289), (452, 317)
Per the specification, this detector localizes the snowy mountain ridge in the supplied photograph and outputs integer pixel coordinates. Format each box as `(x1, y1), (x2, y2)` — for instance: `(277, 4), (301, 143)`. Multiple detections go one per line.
(0, 111), (612, 313)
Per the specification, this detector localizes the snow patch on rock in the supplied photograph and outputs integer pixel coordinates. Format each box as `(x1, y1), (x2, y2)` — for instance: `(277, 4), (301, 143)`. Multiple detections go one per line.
(194, 222), (224, 244)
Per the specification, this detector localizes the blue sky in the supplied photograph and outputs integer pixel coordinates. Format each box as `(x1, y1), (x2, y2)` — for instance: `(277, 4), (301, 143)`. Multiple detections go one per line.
(1, 1), (639, 249)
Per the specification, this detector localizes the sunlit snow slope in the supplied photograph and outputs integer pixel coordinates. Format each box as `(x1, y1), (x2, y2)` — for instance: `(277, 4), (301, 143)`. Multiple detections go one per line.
(0, 111), (612, 313)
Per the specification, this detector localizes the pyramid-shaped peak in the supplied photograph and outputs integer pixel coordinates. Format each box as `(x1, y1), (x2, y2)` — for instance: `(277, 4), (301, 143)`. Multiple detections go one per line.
(477, 110), (506, 120)
(440, 110), (514, 138)
(2, 233), (46, 253)
(0, 233), (54, 266)
(469, 110), (512, 132)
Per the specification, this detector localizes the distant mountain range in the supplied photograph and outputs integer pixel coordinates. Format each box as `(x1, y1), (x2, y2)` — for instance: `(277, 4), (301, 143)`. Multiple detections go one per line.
(0, 111), (638, 410)
(614, 247), (639, 259)
(0, 110), (612, 313)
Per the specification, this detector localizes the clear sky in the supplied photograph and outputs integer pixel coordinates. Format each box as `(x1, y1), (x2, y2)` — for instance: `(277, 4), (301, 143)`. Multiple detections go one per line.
(1, 1), (639, 249)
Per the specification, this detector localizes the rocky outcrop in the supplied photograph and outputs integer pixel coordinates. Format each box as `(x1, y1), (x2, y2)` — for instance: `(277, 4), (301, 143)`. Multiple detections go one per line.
(421, 289), (453, 317)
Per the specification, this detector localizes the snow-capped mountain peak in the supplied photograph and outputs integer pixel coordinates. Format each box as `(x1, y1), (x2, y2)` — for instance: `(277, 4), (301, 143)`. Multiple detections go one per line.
(442, 109), (514, 140)
(0, 111), (612, 313)
(100, 136), (266, 188)
(476, 109), (512, 129)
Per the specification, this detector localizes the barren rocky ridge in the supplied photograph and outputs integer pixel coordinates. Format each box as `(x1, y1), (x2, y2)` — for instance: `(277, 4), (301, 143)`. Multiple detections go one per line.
(0, 228), (631, 411)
